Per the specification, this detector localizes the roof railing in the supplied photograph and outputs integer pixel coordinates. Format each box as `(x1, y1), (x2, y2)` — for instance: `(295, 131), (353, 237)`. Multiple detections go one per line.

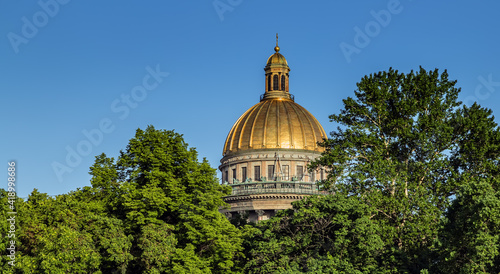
(225, 181), (328, 197)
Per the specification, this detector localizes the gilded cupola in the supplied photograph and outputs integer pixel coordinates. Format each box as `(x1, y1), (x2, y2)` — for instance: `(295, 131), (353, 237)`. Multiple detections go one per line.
(222, 36), (327, 156)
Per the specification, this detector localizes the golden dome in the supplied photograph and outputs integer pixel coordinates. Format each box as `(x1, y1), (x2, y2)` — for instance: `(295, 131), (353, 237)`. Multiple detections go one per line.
(266, 52), (288, 67)
(223, 98), (327, 156)
(266, 33), (288, 67)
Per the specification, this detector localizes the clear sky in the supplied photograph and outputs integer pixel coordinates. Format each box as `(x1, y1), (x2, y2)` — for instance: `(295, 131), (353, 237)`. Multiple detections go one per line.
(2, 1), (500, 198)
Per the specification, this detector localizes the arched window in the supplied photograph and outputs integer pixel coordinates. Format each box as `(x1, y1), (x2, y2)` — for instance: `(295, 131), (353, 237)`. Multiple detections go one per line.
(273, 75), (279, 91)
(281, 75), (286, 91)
(267, 75), (271, 91)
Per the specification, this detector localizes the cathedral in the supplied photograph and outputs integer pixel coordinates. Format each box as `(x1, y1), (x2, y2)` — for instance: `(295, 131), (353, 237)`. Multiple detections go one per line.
(219, 38), (328, 222)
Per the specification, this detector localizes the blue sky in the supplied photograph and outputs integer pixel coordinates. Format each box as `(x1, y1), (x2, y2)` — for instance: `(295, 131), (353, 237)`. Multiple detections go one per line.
(2, 1), (500, 198)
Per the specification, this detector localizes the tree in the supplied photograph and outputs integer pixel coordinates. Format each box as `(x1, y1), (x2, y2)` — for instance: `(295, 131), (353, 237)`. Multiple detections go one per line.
(137, 222), (177, 273)
(0, 126), (242, 273)
(438, 177), (500, 273)
(13, 189), (132, 273)
(242, 194), (384, 273)
(89, 125), (243, 273)
(310, 67), (500, 272)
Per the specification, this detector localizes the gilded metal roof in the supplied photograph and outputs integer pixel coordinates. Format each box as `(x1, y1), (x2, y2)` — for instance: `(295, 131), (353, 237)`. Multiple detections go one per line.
(266, 52), (288, 67)
(223, 98), (327, 156)
(266, 33), (288, 67)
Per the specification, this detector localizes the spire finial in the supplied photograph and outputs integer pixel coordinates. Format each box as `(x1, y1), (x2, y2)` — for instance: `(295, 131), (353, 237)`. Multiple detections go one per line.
(274, 33), (280, 52)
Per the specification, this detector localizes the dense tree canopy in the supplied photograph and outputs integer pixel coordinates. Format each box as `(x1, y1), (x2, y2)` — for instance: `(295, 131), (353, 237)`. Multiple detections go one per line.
(242, 194), (384, 273)
(2, 69), (499, 273)
(309, 67), (500, 272)
(90, 126), (243, 273)
(2, 126), (243, 273)
(438, 176), (500, 273)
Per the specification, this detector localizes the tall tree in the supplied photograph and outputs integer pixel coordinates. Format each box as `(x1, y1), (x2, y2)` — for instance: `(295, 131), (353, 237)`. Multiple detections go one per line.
(310, 67), (500, 272)
(89, 125), (243, 273)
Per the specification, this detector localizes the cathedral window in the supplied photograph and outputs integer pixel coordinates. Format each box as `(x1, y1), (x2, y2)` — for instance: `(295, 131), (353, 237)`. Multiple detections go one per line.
(267, 75), (271, 91)
(296, 165), (304, 181)
(241, 167), (247, 181)
(273, 75), (279, 91)
(281, 75), (286, 91)
(232, 168), (236, 182)
(254, 166), (261, 181)
(268, 165), (275, 181)
(282, 165), (289, 181)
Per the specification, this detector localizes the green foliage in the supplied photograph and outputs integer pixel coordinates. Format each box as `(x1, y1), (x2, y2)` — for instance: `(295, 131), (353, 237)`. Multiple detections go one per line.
(137, 222), (177, 273)
(90, 125), (242, 273)
(14, 189), (132, 273)
(243, 194), (385, 273)
(438, 177), (500, 273)
(1, 126), (241, 273)
(112, 127), (231, 229)
(310, 67), (500, 272)
(89, 154), (121, 211)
